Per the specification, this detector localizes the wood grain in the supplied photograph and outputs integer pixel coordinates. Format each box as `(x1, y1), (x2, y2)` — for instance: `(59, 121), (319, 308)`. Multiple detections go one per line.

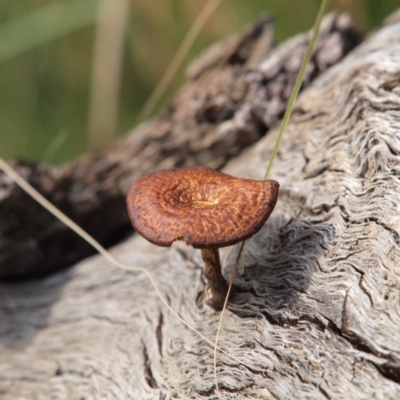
(1, 11), (400, 400)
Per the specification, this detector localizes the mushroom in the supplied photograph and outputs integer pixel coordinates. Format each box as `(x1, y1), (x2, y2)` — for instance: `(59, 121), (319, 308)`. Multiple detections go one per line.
(126, 166), (279, 311)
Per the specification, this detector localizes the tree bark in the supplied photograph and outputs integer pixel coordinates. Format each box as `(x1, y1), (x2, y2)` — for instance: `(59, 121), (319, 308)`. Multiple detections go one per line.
(1, 10), (400, 400)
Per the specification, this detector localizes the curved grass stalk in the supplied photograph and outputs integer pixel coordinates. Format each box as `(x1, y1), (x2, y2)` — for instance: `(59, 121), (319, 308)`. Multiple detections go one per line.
(0, 156), (262, 375)
(138, 0), (222, 122)
(0, 1), (329, 396)
(213, 1), (329, 398)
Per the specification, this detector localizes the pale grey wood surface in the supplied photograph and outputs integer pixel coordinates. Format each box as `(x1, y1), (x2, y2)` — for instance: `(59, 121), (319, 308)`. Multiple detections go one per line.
(1, 11), (400, 400)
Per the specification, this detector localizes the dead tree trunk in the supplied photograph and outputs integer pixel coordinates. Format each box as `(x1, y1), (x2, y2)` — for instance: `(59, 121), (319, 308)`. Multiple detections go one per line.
(0, 14), (358, 280)
(1, 11), (400, 400)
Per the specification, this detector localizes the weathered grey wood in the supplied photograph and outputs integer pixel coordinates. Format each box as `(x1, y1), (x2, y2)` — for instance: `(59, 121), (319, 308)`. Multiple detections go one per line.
(0, 13), (359, 280)
(1, 10), (400, 400)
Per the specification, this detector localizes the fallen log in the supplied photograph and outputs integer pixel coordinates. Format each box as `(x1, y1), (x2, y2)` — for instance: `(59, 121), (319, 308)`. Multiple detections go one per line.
(0, 13), (359, 280)
(1, 10), (400, 400)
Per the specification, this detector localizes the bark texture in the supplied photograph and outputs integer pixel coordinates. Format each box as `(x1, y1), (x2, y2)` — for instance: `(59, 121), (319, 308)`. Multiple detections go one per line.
(0, 14), (359, 280)
(1, 10), (400, 400)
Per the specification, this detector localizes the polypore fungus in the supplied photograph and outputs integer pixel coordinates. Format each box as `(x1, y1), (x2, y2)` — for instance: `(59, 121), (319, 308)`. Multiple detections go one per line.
(126, 166), (279, 311)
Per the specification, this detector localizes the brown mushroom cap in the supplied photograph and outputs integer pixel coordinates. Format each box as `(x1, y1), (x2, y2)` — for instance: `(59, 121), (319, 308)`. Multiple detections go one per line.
(126, 166), (279, 249)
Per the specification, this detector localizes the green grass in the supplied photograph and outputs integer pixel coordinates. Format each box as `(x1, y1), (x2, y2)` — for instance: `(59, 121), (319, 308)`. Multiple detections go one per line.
(0, 0), (398, 164)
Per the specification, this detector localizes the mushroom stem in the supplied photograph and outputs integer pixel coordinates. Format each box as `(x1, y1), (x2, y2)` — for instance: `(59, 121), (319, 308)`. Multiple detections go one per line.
(201, 248), (228, 311)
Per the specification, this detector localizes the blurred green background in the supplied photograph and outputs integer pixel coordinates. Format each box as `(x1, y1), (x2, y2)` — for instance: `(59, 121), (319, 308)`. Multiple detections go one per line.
(0, 0), (398, 165)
